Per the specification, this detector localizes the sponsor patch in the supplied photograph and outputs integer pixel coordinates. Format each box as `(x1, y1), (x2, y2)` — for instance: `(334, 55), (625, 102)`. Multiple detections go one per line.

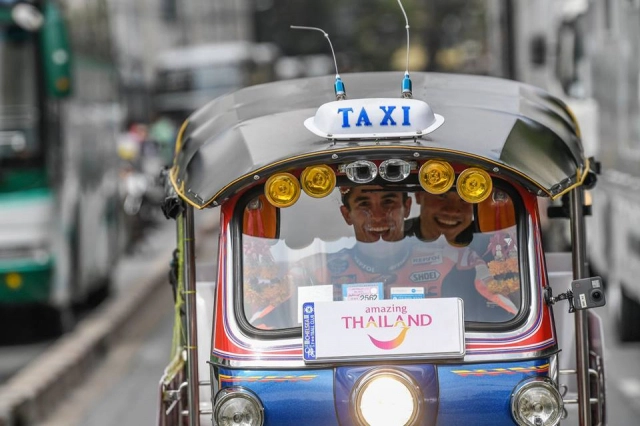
(411, 253), (443, 265)
(410, 270), (441, 283)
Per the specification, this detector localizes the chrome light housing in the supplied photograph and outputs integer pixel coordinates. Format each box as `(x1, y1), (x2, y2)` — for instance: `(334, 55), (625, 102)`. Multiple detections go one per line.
(379, 159), (412, 182)
(342, 160), (378, 183)
(511, 377), (563, 426)
(351, 368), (422, 426)
(213, 387), (264, 426)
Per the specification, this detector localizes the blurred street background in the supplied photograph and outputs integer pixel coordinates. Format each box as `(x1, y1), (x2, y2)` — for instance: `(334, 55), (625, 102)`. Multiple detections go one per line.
(2, 0), (640, 424)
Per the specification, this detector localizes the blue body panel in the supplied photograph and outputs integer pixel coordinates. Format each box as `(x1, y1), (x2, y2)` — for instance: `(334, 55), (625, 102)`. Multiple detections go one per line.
(217, 368), (338, 425)
(436, 360), (550, 425)
(216, 359), (549, 425)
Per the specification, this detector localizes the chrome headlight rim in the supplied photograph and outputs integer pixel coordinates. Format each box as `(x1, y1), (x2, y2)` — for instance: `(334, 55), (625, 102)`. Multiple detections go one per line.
(213, 386), (264, 426)
(511, 376), (563, 426)
(351, 367), (423, 426)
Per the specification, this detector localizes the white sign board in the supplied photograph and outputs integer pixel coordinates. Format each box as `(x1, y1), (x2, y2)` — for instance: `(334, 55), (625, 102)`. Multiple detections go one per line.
(302, 298), (465, 363)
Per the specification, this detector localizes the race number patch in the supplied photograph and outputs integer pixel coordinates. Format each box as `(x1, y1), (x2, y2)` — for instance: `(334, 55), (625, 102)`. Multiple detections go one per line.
(342, 283), (384, 301)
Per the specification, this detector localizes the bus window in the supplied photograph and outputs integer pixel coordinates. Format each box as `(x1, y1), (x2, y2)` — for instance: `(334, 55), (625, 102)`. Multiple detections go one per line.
(153, 41), (279, 122)
(0, 26), (40, 163)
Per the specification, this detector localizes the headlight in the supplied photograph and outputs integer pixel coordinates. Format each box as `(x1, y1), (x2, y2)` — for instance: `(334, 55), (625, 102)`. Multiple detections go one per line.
(511, 377), (563, 426)
(213, 387), (264, 426)
(352, 368), (422, 426)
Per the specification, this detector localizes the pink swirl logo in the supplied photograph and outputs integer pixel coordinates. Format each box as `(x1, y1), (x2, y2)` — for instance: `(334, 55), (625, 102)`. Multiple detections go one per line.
(367, 327), (410, 350)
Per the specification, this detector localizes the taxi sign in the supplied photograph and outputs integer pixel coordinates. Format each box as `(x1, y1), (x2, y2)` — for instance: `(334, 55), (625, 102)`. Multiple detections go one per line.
(302, 298), (464, 362)
(304, 98), (444, 140)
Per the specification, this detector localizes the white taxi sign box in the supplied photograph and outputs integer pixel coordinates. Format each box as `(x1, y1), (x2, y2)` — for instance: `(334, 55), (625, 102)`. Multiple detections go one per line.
(304, 98), (445, 140)
(302, 298), (465, 363)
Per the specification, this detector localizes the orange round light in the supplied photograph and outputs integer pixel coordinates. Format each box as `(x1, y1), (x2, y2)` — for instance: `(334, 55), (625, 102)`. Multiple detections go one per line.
(264, 173), (301, 207)
(418, 160), (455, 194)
(456, 168), (493, 203)
(5, 273), (22, 290)
(300, 165), (335, 198)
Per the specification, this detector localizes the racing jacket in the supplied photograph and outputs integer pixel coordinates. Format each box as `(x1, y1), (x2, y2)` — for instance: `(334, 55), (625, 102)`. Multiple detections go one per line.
(253, 237), (515, 328)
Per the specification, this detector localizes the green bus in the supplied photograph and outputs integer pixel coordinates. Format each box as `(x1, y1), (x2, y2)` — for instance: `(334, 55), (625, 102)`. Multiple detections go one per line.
(0, 0), (121, 336)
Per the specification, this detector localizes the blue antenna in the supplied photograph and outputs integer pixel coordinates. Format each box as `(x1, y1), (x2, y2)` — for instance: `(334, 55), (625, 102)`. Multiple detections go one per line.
(291, 25), (346, 100)
(396, 0), (412, 98)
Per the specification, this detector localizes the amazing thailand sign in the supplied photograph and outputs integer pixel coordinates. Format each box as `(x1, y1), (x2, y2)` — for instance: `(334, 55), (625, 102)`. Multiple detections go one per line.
(302, 298), (465, 362)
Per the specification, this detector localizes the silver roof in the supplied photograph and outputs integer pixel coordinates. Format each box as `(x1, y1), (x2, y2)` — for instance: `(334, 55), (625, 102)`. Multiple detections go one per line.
(170, 72), (587, 208)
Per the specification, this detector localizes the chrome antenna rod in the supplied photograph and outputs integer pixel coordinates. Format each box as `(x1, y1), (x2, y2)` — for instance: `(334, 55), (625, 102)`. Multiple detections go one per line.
(291, 25), (346, 100)
(396, 0), (413, 98)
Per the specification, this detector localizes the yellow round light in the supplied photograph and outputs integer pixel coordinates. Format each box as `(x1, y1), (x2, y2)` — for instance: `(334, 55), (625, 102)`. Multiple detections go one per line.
(264, 172), (301, 207)
(457, 168), (493, 203)
(300, 165), (336, 198)
(56, 77), (70, 92)
(5, 273), (23, 290)
(418, 160), (455, 194)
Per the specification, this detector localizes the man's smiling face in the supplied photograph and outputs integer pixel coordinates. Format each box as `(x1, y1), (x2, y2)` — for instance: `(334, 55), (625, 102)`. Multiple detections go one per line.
(416, 190), (473, 242)
(340, 186), (411, 242)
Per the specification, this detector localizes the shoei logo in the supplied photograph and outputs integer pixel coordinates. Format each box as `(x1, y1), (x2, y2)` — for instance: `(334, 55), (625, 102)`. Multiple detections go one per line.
(410, 270), (441, 283)
(304, 98), (445, 140)
(341, 304), (433, 350)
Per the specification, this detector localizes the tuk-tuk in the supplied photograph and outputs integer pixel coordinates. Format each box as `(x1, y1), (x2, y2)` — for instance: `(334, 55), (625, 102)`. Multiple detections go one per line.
(157, 69), (606, 425)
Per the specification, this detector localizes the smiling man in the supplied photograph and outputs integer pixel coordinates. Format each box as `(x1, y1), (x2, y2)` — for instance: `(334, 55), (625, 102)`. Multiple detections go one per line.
(408, 189), (474, 245)
(339, 185), (412, 243)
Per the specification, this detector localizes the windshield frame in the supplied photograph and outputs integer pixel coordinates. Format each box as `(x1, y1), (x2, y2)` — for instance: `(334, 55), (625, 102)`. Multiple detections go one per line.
(231, 178), (531, 340)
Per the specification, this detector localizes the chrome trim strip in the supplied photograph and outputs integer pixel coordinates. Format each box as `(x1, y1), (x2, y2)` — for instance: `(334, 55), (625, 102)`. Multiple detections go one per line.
(207, 347), (560, 369)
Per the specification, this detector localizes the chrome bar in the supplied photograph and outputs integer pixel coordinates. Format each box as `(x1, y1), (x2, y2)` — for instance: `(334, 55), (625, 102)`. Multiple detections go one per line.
(165, 399), (179, 416)
(590, 365), (604, 425)
(570, 188), (591, 425)
(563, 398), (599, 405)
(184, 206), (200, 426)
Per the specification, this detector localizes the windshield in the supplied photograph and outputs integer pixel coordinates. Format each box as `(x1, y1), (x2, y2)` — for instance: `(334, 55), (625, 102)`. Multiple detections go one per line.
(240, 182), (523, 331)
(0, 25), (40, 162)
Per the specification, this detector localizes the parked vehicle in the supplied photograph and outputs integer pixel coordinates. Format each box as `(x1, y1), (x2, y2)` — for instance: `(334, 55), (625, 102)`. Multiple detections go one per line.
(157, 60), (606, 426)
(0, 0), (121, 336)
